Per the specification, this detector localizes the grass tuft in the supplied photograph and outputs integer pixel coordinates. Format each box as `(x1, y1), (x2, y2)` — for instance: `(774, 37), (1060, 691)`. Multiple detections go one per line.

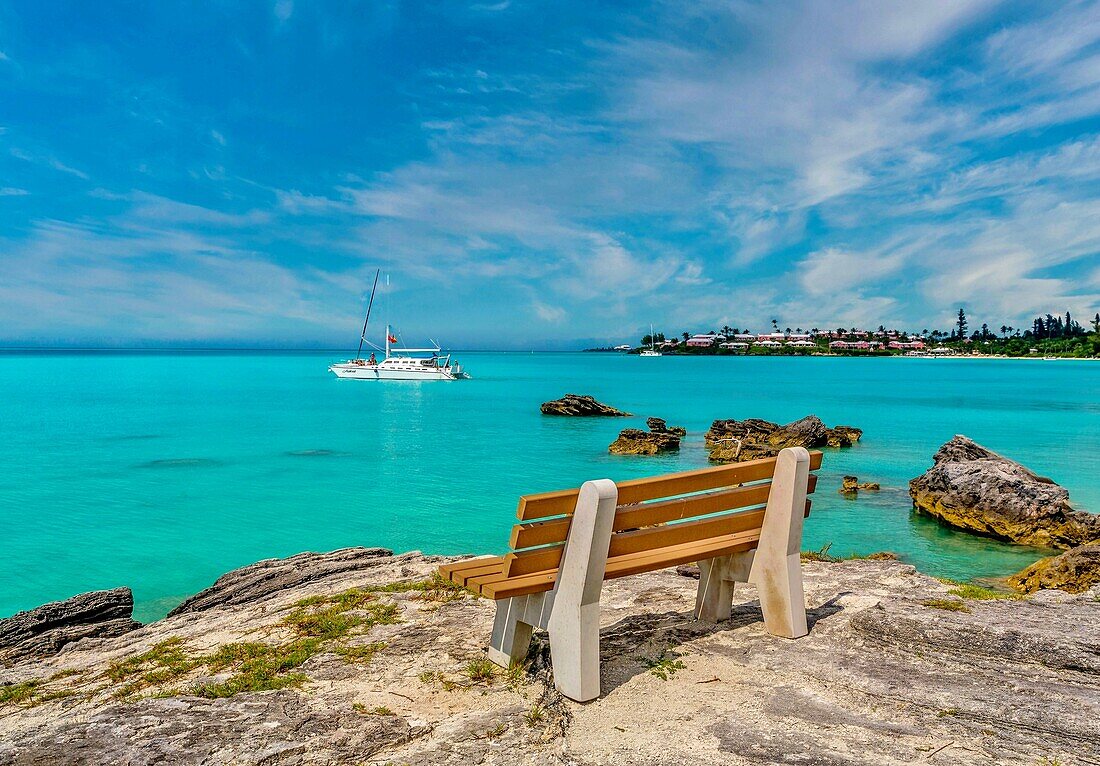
(336, 642), (387, 664)
(945, 582), (1023, 601)
(106, 637), (201, 695)
(524, 704), (546, 728)
(642, 651), (686, 680)
(800, 543), (840, 563)
(921, 598), (971, 612)
(0, 681), (40, 705)
(465, 657), (497, 685)
(367, 573), (471, 603)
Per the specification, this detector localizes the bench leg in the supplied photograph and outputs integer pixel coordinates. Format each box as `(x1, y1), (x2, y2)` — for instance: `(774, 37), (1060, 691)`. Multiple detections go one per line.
(547, 602), (601, 702)
(749, 447), (810, 639)
(488, 596), (535, 667)
(695, 551), (754, 623)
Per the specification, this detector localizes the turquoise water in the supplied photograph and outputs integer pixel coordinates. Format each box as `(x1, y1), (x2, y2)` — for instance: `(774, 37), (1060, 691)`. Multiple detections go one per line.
(1, 351), (1097, 622)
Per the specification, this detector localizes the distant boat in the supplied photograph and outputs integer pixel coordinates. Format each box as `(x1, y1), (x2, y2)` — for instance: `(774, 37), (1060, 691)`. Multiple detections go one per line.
(329, 271), (469, 381)
(640, 324), (662, 357)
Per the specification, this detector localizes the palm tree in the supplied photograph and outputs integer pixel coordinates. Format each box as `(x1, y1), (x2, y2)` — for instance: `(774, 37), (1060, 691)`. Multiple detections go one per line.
(1000, 325), (1008, 338)
(721, 325), (733, 338)
(771, 318), (779, 332)
(681, 331), (690, 342)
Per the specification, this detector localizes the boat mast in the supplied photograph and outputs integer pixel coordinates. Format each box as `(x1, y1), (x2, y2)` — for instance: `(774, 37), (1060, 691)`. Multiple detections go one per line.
(356, 269), (381, 361)
(386, 324), (391, 359)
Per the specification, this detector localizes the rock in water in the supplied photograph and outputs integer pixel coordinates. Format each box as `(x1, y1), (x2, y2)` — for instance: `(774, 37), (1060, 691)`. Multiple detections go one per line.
(840, 476), (881, 495)
(645, 417), (687, 437)
(168, 547), (395, 615)
(826, 425), (863, 447)
(0, 588), (140, 662)
(908, 435), (1100, 549)
(705, 415), (862, 462)
(608, 428), (680, 455)
(1009, 543), (1100, 594)
(540, 394), (631, 416)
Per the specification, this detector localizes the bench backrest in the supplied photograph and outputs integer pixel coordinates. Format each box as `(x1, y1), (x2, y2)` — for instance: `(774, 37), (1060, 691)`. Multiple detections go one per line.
(503, 451), (822, 579)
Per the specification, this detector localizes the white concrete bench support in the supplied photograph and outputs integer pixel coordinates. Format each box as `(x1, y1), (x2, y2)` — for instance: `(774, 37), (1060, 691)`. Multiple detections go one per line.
(694, 447), (810, 638)
(488, 479), (618, 702)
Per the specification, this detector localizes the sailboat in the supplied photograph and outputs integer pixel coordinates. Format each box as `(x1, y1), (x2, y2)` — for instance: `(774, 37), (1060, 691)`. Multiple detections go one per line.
(639, 324), (662, 357)
(328, 271), (469, 381)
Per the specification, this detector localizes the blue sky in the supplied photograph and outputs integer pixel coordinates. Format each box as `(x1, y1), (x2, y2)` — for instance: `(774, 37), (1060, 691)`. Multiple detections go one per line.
(1, 1), (1099, 349)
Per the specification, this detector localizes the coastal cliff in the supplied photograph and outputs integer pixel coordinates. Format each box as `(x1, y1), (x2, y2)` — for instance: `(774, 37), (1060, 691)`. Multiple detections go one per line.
(2, 549), (1097, 765)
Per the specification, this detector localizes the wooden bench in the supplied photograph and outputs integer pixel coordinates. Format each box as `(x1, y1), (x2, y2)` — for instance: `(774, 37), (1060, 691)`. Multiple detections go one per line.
(439, 446), (820, 702)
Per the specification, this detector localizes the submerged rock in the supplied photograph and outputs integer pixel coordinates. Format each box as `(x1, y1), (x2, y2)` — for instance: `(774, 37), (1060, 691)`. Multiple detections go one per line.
(608, 428), (680, 455)
(1009, 542), (1100, 594)
(0, 588), (140, 662)
(540, 394), (631, 417)
(705, 415), (862, 463)
(908, 435), (1100, 549)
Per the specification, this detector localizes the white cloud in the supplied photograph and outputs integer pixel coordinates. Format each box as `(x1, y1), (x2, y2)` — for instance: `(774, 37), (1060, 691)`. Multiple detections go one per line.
(533, 300), (566, 322)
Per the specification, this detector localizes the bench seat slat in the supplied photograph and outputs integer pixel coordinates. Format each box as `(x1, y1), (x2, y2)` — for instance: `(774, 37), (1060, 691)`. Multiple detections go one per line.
(437, 555), (505, 578)
(509, 474), (818, 550)
(480, 528), (762, 600)
(516, 452), (822, 520)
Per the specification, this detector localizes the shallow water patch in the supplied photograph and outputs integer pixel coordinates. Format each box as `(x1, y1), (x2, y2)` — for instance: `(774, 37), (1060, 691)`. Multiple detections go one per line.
(137, 458), (223, 469)
(285, 449), (351, 458)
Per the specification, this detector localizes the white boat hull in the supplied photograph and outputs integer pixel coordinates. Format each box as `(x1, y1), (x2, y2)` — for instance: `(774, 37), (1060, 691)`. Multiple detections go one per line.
(329, 363), (466, 381)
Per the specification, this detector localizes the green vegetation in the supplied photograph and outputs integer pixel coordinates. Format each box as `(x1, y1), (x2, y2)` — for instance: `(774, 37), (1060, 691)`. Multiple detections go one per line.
(940, 580), (1023, 601)
(801, 543), (841, 563)
(524, 704), (546, 727)
(614, 309), (1100, 359)
(336, 641), (388, 664)
(464, 657), (497, 685)
(0, 680), (41, 705)
(193, 639), (312, 699)
(642, 651), (686, 680)
(355, 704), (395, 715)
(7, 578), (471, 706)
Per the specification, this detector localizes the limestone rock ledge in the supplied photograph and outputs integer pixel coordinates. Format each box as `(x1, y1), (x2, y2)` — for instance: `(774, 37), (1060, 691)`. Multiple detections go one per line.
(1, 549), (1097, 766)
(0, 588), (141, 664)
(908, 435), (1100, 549)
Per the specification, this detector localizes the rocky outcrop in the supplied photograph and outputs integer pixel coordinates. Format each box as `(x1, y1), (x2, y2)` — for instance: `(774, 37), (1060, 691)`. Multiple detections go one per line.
(0, 588), (140, 663)
(839, 476), (881, 495)
(908, 436), (1100, 549)
(169, 547), (396, 616)
(705, 415), (862, 462)
(1, 550), (1096, 766)
(1009, 542), (1100, 594)
(608, 428), (680, 455)
(645, 418), (686, 437)
(540, 394), (630, 417)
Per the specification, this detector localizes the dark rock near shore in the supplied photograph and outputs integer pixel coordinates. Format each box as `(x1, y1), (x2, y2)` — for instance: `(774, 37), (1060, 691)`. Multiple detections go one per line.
(168, 547), (395, 616)
(646, 418), (687, 437)
(1009, 542), (1100, 594)
(540, 394), (630, 417)
(705, 415), (862, 463)
(609, 428), (680, 455)
(908, 435), (1100, 549)
(0, 588), (140, 662)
